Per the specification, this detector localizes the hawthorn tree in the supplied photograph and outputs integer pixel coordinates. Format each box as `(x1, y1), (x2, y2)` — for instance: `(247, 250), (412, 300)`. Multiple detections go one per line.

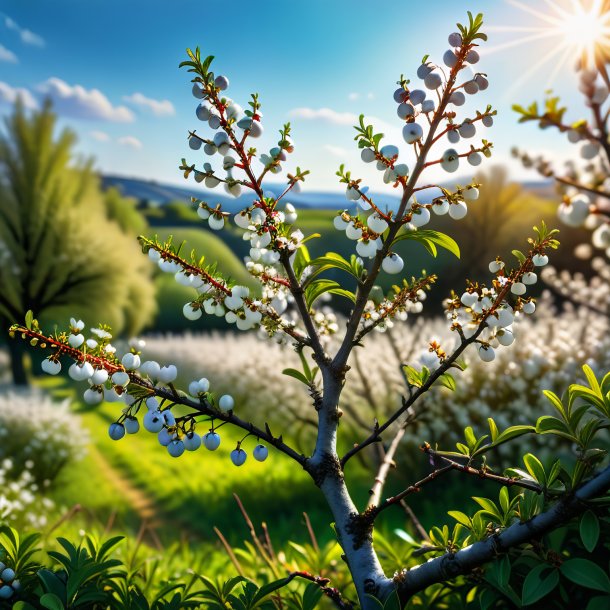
(7, 12), (610, 610)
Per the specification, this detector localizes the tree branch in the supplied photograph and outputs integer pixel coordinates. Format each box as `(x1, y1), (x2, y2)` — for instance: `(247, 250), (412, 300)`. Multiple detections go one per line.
(394, 464), (610, 600)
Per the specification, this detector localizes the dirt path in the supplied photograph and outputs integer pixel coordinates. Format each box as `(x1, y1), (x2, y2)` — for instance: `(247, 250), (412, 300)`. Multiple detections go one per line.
(88, 444), (163, 535)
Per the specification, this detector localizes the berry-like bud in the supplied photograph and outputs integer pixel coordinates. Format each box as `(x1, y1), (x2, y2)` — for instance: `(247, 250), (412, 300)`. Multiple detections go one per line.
(41, 358), (61, 375)
(443, 50), (458, 67)
(108, 423), (125, 441)
(440, 149), (460, 173)
(203, 432), (221, 451)
(231, 448), (247, 466)
(184, 432), (202, 451)
(448, 201), (468, 219)
(124, 417), (140, 434)
(253, 444), (269, 462)
(167, 439), (186, 458)
(477, 344), (495, 362)
(424, 72), (442, 90)
(214, 75), (229, 90)
(403, 123), (423, 144)
(218, 394), (234, 412)
(447, 129), (460, 144)
(382, 253), (404, 274)
(532, 254), (549, 266)
(448, 32), (462, 47)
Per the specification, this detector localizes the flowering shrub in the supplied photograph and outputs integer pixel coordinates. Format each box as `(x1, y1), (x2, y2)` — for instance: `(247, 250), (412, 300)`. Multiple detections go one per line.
(7, 11), (610, 610)
(0, 390), (87, 486)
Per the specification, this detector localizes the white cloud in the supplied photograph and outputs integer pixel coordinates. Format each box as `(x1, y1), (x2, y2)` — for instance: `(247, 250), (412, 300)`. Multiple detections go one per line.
(0, 44), (17, 63)
(4, 16), (45, 47)
(367, 92), (375, 100)
(324, 144), (349, 157)
(118, 136), (143, 149)
(123, 92), (175, 117)
(0, 81), (37, 109)
(89, 130), (110, 142)
(289, 107), (359, 126)
(38, 78), (134, 122)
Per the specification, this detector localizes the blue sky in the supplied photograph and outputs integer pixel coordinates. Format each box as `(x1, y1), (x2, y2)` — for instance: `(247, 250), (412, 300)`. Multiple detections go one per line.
(0, 0), (593, 192)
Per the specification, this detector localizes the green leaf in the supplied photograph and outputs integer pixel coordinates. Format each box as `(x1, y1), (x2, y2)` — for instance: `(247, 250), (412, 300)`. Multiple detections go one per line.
(580, 510), (600, 552)
(402, 365), (423, 387)
(492, 425), (536, 447)
(304, 279), (355, 308)
(543, 390), (566, 419)
(293, 244), (311, 279)
(282, 368), (310, 386)
(394, 229), (460, 258)
(438, 372), (456, 391)
(523, 453), (546, 485)
(488, 418), (499, 442)
(561, 559), (610, 593)
(448, 511), (472, 528)
(40, 594), (65, 610)
(308, 252), (360, 281)
(522, 565), (559, 605)
(512, 249), (526, 264)
(582, 364), (602, 396)
(25, 310), (34, 330)
(535, 415), (577, 442)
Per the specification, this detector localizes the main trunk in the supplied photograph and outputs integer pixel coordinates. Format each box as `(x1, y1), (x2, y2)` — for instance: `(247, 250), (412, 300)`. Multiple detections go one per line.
(310, 368), (394, 609)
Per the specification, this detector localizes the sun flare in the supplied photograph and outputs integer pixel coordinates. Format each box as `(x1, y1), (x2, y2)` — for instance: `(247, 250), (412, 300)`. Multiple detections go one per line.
(487, 0), (610, 88)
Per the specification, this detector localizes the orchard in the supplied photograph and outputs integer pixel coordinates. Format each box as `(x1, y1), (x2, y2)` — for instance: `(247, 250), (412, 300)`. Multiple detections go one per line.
(1, 6), (610, 610)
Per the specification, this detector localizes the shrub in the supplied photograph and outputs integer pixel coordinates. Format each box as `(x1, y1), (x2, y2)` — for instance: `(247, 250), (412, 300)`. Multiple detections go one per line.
(0, 390), (87, 486)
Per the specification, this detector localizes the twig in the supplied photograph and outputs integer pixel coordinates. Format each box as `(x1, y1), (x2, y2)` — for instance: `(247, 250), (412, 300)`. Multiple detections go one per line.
(214, 526), (245, 577)
(303, 512), (320, 554)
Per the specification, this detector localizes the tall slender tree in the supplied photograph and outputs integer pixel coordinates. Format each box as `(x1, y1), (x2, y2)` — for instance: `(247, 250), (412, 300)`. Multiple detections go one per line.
(0, 100), (155, 384)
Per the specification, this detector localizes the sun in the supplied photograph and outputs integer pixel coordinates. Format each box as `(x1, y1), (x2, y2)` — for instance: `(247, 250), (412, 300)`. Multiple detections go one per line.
(554, 0), (610, 65)
(485, 0), (610, 88)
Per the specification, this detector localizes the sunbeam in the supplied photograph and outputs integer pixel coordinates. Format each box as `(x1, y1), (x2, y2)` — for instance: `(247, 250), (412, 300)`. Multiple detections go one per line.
(486, 0), (610, 87)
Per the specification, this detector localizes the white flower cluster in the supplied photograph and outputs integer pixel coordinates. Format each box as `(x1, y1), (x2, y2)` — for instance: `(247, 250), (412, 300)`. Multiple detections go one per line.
(541, 258), (610, 315)
(0, 458), (55, 531)
(556, 191), (610, 257)
(447, 254), (547, 363)
(361, 287), (427, 334)
(0, 389), (87, 485)
(334, 189), (480, 270)
(149, 199), (306, 337)
(236, 202), (302, 264)
(189, 73), (298, 199)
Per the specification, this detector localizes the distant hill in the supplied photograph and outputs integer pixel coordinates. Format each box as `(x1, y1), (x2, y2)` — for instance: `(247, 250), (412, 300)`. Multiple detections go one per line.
(100, 173), (555, 212)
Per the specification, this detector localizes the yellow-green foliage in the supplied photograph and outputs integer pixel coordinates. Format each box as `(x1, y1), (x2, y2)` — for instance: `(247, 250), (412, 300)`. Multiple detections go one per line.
(0, 100), (155, 335)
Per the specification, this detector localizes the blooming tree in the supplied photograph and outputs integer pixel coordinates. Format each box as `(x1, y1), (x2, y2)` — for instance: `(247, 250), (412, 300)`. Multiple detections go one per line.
(7, 12), (610, 609)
